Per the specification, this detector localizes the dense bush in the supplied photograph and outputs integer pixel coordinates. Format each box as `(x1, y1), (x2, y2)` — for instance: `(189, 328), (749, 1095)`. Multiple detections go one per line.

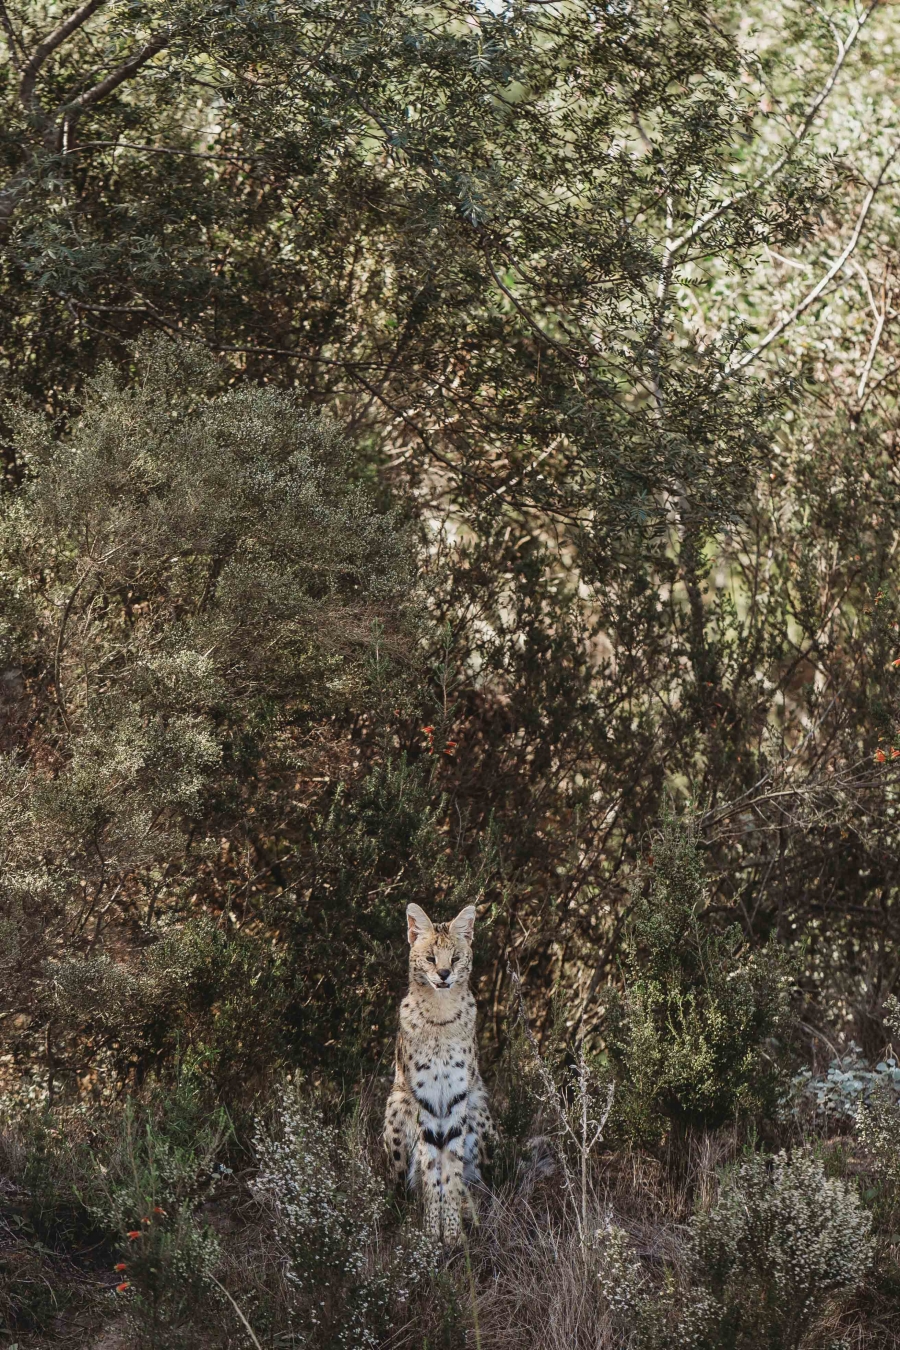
(0, 335), (415, 1088)
(607, 812), (793, 1145)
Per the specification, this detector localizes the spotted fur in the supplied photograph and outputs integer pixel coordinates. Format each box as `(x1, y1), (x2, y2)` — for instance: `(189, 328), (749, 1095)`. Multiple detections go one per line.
(384, 902), (495, 1243)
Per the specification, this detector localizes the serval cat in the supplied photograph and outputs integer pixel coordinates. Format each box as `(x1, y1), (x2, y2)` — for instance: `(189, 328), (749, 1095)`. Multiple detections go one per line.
(384, 903), (495, 1242)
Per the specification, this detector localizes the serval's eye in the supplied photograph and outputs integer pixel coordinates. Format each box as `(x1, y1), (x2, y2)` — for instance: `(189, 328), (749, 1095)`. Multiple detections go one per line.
(426, 954), (436, 963)
(451, 954), (460, 964)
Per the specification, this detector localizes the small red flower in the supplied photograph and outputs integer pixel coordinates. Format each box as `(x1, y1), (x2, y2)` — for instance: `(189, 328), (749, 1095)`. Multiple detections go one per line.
(893, 658), (900, 668)
(126, 1230), (142, 1240)
(114, 1263), (127, 1272)
(892, 749), (900, 760)
(421, 725), (434, 734)
(116, 1281), (130, 1293)
(875, 749), (887, 763)
(153, 1206), (166, 1216)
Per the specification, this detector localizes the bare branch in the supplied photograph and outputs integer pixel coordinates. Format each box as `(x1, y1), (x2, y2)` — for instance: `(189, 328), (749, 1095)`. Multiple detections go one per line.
(734, 140), (900, 371)
(19, 0), (106, 118)
(668, 0), (879, 261)
(856, 273), (891, 406)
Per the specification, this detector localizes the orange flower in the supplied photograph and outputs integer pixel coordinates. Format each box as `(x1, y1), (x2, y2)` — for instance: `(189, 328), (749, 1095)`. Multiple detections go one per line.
(126, 1230), (142, 1240)
(116, 1282), (130, 1293)
(114, 1263), (127, 1272)
(141, 1216), (152, 1224)
(893, 658), (900, 667)
(875, 750), (887, 763)
(893, 749), (900, 760)
(421, 725), (434, 734)
(153, 1206), (166, 1216)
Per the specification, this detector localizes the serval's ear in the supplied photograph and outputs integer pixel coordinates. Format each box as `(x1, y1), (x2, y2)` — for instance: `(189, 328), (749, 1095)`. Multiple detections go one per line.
(407, 903), (434, 945)
(449, 904), (477, 943)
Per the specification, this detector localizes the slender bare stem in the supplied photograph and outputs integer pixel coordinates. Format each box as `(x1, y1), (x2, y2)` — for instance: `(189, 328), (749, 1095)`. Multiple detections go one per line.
(735, 140), (900, 371)
(668, 0), (880, 261)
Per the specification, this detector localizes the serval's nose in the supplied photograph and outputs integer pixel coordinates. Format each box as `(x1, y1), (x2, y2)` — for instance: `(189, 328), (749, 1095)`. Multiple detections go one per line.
(436, 967), (451, 983)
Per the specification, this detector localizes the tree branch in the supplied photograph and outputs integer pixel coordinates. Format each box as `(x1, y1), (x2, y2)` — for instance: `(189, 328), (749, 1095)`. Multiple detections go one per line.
(72, 139), (252, 165)
(855, 268), (892, 408)
(60, 29), (169, 131)
(0, 12), (170, 219)
(19, 0), (106, 119)
(668, 0), (879, 261)
(734, 141), (900, 371)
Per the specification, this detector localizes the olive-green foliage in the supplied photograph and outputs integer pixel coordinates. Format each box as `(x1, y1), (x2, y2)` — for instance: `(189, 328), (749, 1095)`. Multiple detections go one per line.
(608, 811), (793, 1144)
(0, 0), (829, 539)
(49, 918), (288, 1092)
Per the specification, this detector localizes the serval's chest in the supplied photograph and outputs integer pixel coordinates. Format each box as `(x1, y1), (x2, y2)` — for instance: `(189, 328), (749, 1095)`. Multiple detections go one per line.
(399, 991), (477, 1110)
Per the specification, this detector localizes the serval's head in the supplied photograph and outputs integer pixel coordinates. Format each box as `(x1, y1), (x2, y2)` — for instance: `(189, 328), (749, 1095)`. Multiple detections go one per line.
(406, 903), (476, 992)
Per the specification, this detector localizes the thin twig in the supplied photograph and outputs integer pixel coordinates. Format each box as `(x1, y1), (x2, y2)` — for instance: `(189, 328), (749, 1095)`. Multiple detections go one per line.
(856, 268), (892, 406)
(668, 0), (880, 261)
(208, 1274), (264, 1350)
(69, 138), (252, 165)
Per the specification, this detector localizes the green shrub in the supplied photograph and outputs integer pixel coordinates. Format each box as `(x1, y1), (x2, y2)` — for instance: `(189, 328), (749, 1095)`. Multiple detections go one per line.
(85, 1089), (230, 1339)
(607, 810), (793, 1145)
(595, 1152), (872, 1350)
(855, 995), (900, 1254)
(0, 1076), (232, 1345)
(49, 917), (288, 1094)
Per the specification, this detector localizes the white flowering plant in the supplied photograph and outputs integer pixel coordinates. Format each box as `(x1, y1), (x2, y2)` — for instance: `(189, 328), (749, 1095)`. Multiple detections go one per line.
(252, 1077), (436, 1349)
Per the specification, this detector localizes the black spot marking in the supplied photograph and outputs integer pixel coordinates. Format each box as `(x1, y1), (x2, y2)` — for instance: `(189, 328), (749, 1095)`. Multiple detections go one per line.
(447, 1090), (468, 1111)
(454, 1060), (465, 1068)
(422, 1123), (464, 1150)
(393, 1149), (401, 1160)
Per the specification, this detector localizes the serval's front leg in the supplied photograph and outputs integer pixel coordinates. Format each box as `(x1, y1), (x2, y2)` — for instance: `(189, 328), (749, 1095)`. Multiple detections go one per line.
(384, 1082), (418, 1187)
(437, 1128), (467, 1243)
(417, 1092), (468, 1243)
